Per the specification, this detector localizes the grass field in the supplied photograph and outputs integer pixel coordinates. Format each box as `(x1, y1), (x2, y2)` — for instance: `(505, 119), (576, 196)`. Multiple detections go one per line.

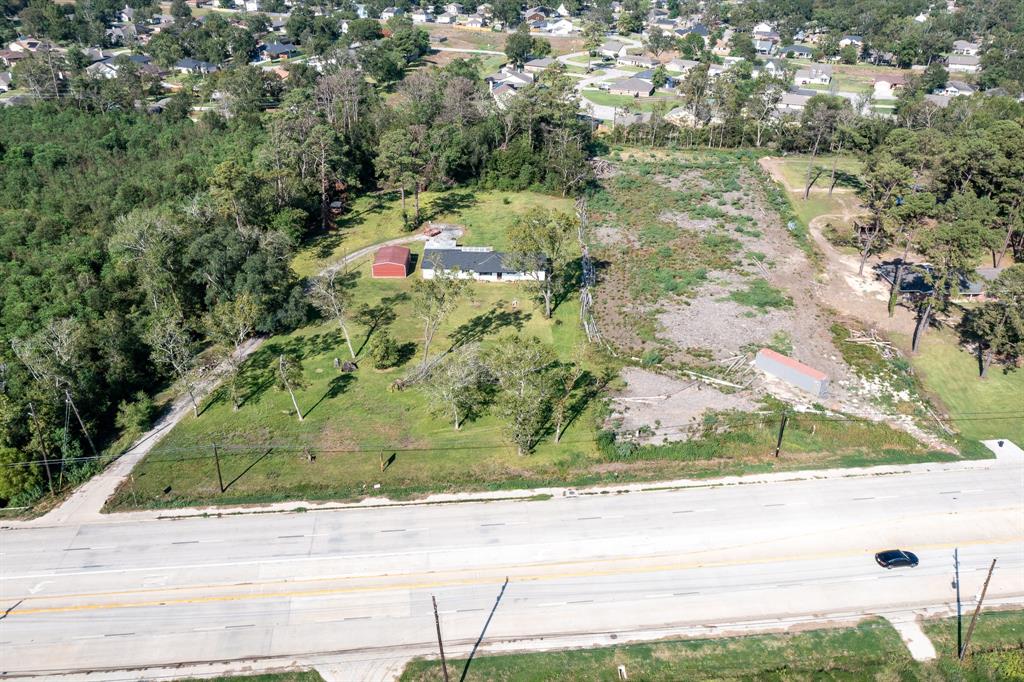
(906, 328), (1024, 445)
(401, 611), (1024, 681)
(292, 190), (575, 278)
(770, 155), (864, 194)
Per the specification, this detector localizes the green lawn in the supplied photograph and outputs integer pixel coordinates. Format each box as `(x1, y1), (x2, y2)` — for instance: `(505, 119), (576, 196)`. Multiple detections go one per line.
(292, 190), (575, 278)
(581, 90), (684, 112)
(908, 328), (1024, 445)
(770, 154), (864, 194)
(400, 618), (915, 680)
(923, 609), (1024, 679)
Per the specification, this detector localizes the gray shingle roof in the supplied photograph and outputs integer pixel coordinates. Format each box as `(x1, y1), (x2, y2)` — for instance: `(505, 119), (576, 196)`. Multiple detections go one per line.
(423, 248), (544, 274)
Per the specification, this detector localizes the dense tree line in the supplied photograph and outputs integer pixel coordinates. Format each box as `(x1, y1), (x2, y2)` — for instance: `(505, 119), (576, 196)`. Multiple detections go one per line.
(0, 47), (593, 504)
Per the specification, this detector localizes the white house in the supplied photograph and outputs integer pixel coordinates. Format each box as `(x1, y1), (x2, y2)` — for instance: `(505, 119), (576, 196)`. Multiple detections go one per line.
(947, 53), (980, 73)
(952, 40), (980, 56)
(777, 90), (812, 113)
(617, 53), (656, 68)
(444, 2), (463, 14)
(665, 58), (699, 73)
(941, 79), (976, 96)
(422, 239), (546, 282)
(839, 35), (863, 48)
(410, 9), (433, 23)
(599, 40), (627, 59)
(464, 13), (486, 27)
(544, 17), (576, 35)
(794, 65), (832, 86)
(435, 12), (457, 23)
(380, 6), (404, 20)
(752, 22), (774, 37)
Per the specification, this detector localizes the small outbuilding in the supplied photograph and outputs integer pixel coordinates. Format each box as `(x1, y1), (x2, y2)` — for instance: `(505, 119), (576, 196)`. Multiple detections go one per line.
(372, 245), (412, 278)
(755, 348), (829, 398)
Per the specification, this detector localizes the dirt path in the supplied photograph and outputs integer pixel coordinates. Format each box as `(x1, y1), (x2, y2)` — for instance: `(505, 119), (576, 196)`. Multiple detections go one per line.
(28, 233), (431, 526)
(758, 157), (916, 336)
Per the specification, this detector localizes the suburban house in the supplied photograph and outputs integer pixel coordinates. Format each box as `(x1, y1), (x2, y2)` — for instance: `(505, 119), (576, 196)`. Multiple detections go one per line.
(523, 56), (556, 73)
(779, 44), (813, 59)
(0, 71), (12, 92)
(599, 40), (627, 59)
(523, 6), (548, 22)
(435, 12), (457, 23)
(444, 2), (463, 14)
(617, 53), (656, 68)
(543, 17), (576, 35)
(86, 54), (160, 79)
(410, 9), (433, 23)
(464, 14), (486, 27)
(0, 49), (26, 68)
(608, 77), (654, 97)
(665, 58), (699, 73)
(793, 64), (832, 86)
(421, 238), (546, 282)
(952, 40), (980, 56)
(371, 245), (412, 278)
(777, 89), (813, 113)
(380, 6), (404, 19)
(758, 58), (789, 79)
(924, 93), (952, 108)
(754, 39), (775, 55)
(839, 35), (864, 48)
(260, 42), (298, 61)
(877, 263), (1004, 301)
(941, 79), (976, 96)
(947, 54), (980, 73)
(872, 74), (907, 99)
(174, 57), (219, 75)
(486, 67), (534, 90)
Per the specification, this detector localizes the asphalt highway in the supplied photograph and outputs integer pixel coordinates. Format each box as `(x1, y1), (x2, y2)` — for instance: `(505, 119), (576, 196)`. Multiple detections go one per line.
(2, 459), (1022, 678)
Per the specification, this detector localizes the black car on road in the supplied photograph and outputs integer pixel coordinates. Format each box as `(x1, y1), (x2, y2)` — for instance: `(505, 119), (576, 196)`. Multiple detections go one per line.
(875, 549), (919, 569)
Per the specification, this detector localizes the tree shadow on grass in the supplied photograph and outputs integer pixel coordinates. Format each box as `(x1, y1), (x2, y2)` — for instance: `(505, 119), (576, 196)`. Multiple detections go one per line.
(234, 333), (348, 409)
(355, 293), (408, 356)
(304, 373), (356, 418)
(448, 306), (531, 351)
(424, 190), (477, 222)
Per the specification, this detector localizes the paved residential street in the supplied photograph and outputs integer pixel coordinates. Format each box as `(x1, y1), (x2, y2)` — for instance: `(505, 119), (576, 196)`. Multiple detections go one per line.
(2, 445), (1021, 679)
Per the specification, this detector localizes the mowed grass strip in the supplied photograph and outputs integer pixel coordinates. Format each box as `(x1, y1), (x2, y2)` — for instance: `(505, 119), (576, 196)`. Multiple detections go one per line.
(400, 618), (914, 681)
(906, 328), (1024, 445)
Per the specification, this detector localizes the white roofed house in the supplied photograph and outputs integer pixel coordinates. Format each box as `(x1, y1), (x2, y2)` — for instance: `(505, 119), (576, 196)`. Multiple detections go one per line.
(380, 6), (404, 19)
(464, 13), (486, 27)
(410, 9), (434, 23)
(544, 17), (577, 35)
(839, 35), (863, 48)
(947, 53), (980, 73)
(435, 12), (457, 23)
(599, 40), (627, 59)
(444, 2), (463, 14)
(523, 56), (555, 73)
(754, 39), (775, 56)
(777, 89), (813, 113)
(617, 53), (657, 68)
(665, 58), (699, 74)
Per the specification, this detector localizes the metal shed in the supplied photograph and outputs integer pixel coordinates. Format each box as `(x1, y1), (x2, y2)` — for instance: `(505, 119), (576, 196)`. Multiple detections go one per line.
(755, 348), (829, 398)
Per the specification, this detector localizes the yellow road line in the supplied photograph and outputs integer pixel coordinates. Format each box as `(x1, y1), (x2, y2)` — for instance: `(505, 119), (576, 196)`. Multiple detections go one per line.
(9, 536), (1022, 617)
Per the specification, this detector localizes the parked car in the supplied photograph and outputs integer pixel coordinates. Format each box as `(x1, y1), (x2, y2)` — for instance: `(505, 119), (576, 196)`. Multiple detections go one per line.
(875, 549), (919, 569)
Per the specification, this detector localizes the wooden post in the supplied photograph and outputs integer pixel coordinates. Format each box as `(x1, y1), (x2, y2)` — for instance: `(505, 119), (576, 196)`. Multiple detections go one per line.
(774, 413), (789, 458)
(213, 443), (224, 493)
(432, 595), (449, 682)
(960, 558), (997, 660)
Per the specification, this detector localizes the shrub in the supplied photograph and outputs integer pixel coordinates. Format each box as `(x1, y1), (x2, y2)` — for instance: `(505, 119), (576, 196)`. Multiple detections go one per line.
(368, 330), (400, 369)
(115, 391), (157, 440)
(727, 279), (793, 312)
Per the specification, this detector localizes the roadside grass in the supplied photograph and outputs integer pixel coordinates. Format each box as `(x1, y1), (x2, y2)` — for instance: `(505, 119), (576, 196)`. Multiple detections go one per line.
(292, 190), (574, 278)
(179, 673), (324, 682)
(399, 618), (916, 681)
(922, 609), (1024, 679)
(905, 327), (1024, 445)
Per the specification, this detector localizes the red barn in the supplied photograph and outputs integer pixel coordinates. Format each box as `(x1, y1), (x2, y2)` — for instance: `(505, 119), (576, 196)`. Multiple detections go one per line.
(372, 245), (412, 278)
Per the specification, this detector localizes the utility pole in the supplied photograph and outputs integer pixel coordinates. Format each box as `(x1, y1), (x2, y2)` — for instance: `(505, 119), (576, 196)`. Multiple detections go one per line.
(213, 443), (224, 493)
(960, 558), (997, 661)
(774, 412), (789, 458)
(27, 402), (54, 494)
(65, 389), (98, 456)
(954, 548), (962, 657)
(432, 595), (450, 682)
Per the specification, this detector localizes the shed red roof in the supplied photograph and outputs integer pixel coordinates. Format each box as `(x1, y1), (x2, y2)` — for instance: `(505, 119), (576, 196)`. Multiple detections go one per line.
(756, 348), (827, 381)
(374, 245), (411, 265)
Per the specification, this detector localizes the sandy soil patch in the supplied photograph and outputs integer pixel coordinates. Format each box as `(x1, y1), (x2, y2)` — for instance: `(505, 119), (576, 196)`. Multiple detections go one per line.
(612, 367), (760, 444)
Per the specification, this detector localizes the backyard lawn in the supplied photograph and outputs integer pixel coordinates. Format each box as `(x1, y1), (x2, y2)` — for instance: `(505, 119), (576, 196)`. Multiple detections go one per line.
(581, 90), (684, 112)
(907, 328), (1024, 445)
